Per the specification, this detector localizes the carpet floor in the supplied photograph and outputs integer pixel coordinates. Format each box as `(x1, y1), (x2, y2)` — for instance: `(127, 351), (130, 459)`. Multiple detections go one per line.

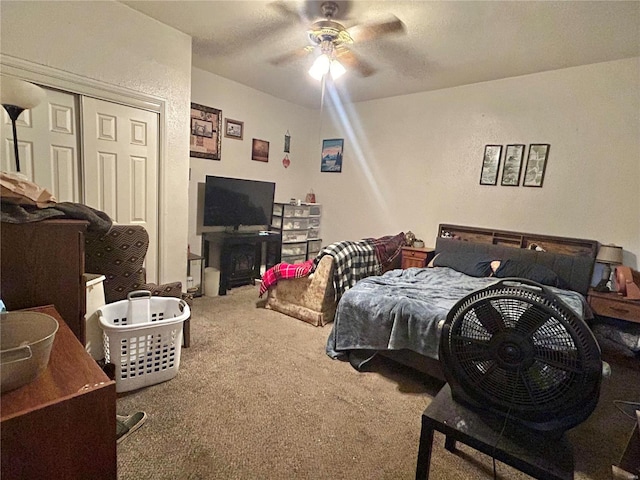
(116, 284), (640, 479)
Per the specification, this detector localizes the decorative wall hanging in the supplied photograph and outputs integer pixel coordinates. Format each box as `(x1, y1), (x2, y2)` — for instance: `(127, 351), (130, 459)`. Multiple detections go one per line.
(320, 138), (344, 173)
(479, 144), (502, 185)
(252, 138), (269, 162)
(224, 118), (243, 140)
(282, 154), (290, 168)
(501, 144), (525, 186)
(190, 103), (221, 160)
(284, 130), (291, 153)
(523, 144), (550, 187)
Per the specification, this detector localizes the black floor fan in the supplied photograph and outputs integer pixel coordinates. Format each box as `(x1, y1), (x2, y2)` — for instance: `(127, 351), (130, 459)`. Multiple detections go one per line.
(439, 278), (603, 437)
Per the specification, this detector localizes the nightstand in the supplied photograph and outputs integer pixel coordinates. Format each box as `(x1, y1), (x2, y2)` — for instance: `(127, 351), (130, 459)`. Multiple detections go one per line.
(588, 289), (640, 324)
(401, 246), (435, 269)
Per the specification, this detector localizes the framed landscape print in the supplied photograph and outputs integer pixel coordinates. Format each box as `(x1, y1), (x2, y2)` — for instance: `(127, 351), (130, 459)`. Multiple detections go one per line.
(320, 138), (344, 173)
(251, 138), (269, 162)
(224, 118), (243, 140)
(479, 144), (502, 185)
(523, 144), (550, 187)
(190, 103), (221, 160)
(501, 144), (525, 186)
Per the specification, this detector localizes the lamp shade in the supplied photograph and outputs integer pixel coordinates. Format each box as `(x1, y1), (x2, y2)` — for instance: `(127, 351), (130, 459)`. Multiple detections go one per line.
(596, 245), (623, 265)
(0, 76), (46, 110)
(330, 59), (346, 79)
(309, 54), (331, 80)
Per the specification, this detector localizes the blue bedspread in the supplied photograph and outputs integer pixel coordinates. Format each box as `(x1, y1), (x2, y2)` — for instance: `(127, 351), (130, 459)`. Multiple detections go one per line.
(326, 267), (591, 362)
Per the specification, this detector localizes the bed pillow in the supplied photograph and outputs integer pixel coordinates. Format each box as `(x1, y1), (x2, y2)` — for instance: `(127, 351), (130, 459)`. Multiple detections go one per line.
(493, 259), (569, 289)
(431, 252), (494, 277)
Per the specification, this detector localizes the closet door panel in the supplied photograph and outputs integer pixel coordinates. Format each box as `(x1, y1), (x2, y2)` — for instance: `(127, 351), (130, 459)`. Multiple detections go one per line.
(82, 97), (159, 282)
(0, 88), (80, 202)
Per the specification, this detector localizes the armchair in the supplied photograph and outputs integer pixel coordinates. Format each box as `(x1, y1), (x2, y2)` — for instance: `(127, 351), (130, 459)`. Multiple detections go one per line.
(264, 233), (407, 327)
(84, 224), (190, 346)
(266, 255), (336, 326)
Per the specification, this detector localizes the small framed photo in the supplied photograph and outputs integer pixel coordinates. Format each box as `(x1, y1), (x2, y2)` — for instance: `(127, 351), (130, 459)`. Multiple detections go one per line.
(190, 103), (221, 160)
(501, 144), (525, 186)
(321, 138), (344, 173)
(523, 144), (550, 187)
(224, 118), (243, 140)
(191, 118), (213, 138)
(252, 138), (269, 162)
(479, 145), (502, 185)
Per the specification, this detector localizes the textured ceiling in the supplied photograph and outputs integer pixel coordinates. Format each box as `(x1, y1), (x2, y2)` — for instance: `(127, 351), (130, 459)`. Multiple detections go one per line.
(120, 1), (640, 109)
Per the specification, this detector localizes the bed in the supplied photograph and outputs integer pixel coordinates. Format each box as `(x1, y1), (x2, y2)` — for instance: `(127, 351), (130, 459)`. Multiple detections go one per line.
(326, 224), (599, 380)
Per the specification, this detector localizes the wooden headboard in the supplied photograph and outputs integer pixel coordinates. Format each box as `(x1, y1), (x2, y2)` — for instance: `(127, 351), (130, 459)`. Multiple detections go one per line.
(438, 224), (598, 257)
(435, 224), (599, 295)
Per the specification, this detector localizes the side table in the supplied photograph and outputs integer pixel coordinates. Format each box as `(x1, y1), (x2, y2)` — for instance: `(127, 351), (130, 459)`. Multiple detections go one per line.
(1, 305), (116, 480)
(416, 384), (574, 480)
(588, 289), (640, 324)
(401, 246), (435, 269)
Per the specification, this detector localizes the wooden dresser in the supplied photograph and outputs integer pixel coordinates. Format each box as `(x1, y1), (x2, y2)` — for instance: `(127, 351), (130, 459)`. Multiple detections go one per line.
(1, 305), (116, 479)
(1, 219), (88, 343)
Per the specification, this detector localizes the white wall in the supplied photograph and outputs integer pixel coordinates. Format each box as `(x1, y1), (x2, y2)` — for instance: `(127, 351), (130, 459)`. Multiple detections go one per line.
(315, 58), (640, 267)
(188, 67), (317, 255)
(0, 0), (192, 284)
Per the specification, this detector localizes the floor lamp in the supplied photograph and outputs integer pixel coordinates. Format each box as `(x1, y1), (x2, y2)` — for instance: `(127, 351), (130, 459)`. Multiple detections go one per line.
(1, 76), (46, 173)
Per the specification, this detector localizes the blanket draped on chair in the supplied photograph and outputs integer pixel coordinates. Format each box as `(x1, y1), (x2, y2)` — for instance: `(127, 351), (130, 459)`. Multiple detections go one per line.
(314, 239), (381, 300)
(260, 232), (405, 301)
(259, 259), (314, 297)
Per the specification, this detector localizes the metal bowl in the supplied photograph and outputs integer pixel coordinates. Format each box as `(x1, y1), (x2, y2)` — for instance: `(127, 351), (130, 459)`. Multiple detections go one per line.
(1, 312), (59, 393)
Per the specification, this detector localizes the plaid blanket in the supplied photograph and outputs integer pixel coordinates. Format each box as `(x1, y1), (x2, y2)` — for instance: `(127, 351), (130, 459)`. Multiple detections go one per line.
(259, 259), (314, 297)
(314, 239), (381, 300)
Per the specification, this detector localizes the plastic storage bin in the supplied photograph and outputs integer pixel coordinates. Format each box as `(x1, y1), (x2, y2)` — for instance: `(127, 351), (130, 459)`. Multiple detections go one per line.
(98, 290), (190, 393)
(282, 230), (308, 243)
(282, 242), (307, 257)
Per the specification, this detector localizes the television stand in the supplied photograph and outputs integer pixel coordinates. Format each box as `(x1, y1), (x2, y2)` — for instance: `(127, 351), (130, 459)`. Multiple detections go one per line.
(202, 231), (282, 295)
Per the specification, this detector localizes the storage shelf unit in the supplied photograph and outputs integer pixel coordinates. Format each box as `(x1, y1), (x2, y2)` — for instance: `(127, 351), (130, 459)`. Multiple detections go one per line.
(272, 203), (322, 263)
(306, 204), (322, 259)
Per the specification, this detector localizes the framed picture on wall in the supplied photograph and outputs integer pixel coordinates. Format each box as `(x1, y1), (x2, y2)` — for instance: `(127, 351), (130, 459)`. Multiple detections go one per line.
(224, 118), (243, 140)
(320, 138), (344, 173)
(190, 103), (221, 160)
(501, 144), (525, 186)
(252, 138), (269, 162)
(479, 144), (502, 185)
(523, 144), (550, 187)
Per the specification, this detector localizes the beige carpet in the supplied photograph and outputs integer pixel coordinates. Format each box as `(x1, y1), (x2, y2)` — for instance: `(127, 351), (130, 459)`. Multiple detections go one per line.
(116, 285), (640, 480)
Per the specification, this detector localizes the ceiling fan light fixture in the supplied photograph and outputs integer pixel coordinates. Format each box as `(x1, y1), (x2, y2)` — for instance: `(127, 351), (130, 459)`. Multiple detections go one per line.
(330, 59), (346, 79)
(309, 54), (331, 80)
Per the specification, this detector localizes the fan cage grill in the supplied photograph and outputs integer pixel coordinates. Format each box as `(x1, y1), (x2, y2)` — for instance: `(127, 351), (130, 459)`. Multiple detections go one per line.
(442, 281), (600, 418)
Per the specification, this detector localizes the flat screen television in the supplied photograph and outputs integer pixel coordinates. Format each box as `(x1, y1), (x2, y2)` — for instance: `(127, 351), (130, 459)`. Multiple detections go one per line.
(203, 176), (275, 231)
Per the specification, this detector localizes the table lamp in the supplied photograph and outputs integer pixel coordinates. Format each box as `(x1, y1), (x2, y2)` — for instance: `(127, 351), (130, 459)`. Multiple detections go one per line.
(594, 244), (623, 292)
(1, 76), (46, 173)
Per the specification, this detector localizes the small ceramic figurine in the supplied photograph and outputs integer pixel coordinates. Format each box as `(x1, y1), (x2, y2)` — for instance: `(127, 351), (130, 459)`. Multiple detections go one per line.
(405, 231), (416, 246)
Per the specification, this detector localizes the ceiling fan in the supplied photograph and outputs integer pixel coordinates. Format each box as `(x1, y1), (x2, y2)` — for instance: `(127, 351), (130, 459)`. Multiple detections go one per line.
(270, 1), (406, 80)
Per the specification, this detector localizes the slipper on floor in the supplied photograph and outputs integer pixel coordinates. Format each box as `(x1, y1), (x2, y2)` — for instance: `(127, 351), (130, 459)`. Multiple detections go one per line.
(116, 411), (148, 444)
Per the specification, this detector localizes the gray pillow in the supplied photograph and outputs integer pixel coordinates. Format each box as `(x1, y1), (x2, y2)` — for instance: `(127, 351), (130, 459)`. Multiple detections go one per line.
(432, 252), (494, 277)
(493, 259), (569, 289)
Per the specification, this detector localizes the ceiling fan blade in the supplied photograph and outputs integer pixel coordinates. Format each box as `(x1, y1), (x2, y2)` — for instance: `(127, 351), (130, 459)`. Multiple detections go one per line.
(347, 16), (405, 43)
(269, 1), (308, 23)
(270, 46), (314, 66)
(335, 47), (375, 77)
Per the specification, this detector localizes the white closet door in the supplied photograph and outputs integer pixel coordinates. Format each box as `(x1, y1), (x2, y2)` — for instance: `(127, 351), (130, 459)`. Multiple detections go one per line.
(1, 87), (80, 202)
(82, 97), (159, 283)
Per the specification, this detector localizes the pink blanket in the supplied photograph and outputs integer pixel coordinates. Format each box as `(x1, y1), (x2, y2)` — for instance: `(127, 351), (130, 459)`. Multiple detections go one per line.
(259, 259), (314, 297)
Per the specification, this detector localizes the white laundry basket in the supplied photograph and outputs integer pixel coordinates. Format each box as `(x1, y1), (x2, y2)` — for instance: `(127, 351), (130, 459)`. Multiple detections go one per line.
(98, 290), (190, 393)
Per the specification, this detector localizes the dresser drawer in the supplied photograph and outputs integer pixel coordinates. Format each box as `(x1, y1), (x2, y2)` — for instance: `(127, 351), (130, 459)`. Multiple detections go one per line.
(589, 295), (640, 323)
(401, 247), (435, 269)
